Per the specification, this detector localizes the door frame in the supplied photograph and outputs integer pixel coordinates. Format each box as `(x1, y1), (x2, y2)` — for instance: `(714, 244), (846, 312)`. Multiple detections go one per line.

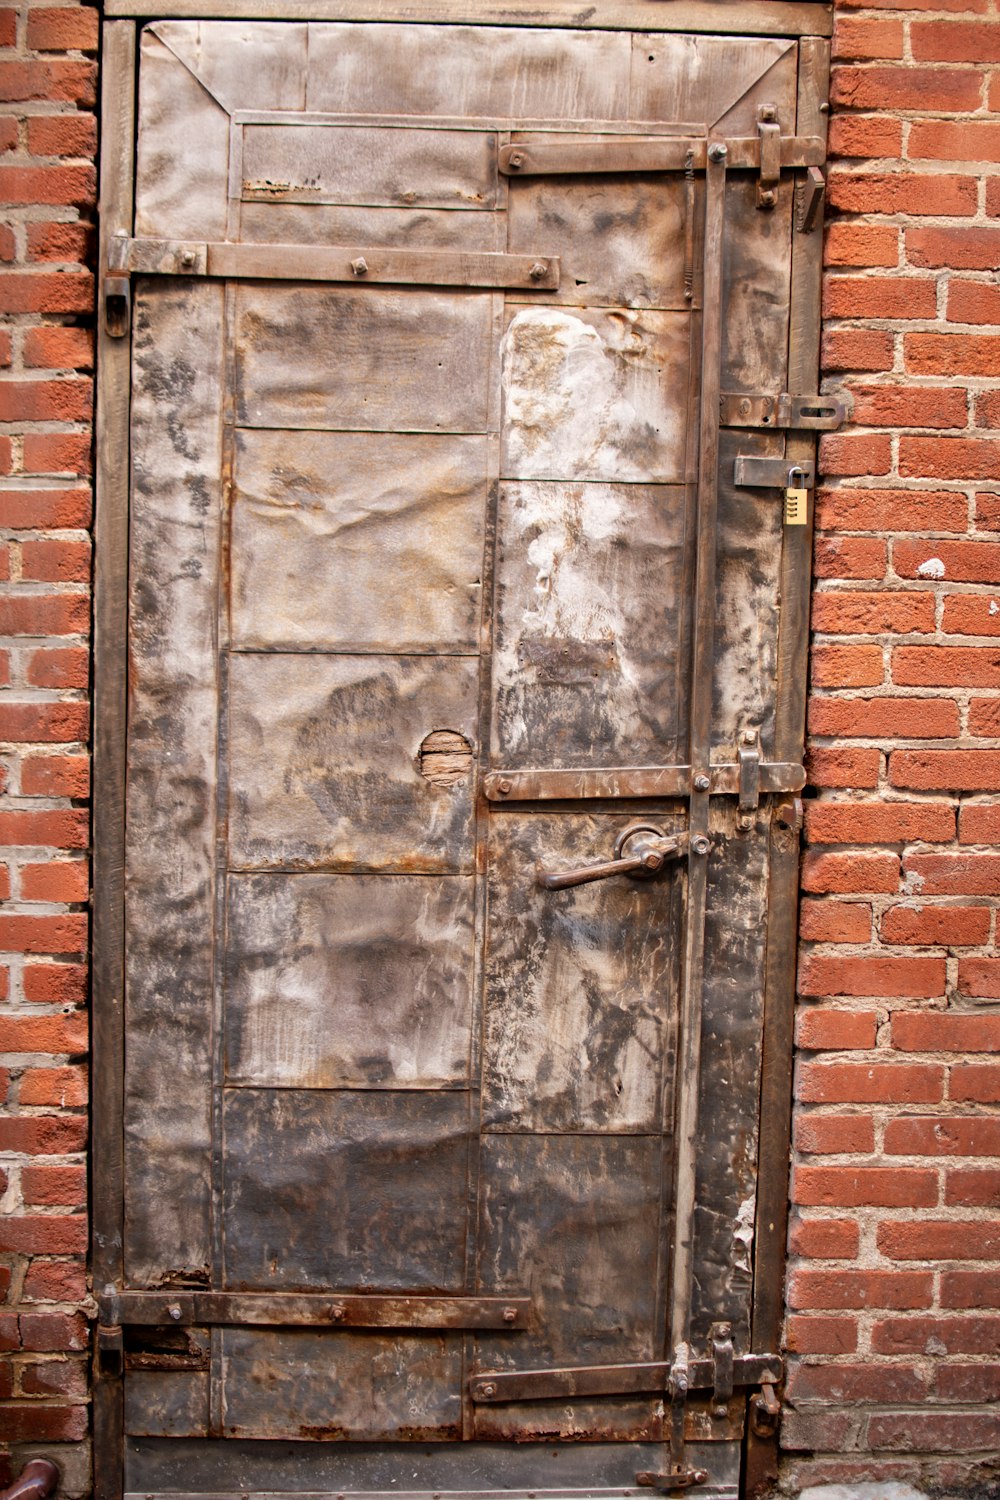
(92, 10), (831, 1497)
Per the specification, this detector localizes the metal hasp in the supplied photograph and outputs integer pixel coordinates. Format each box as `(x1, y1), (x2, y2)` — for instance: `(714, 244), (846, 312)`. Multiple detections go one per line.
(733, 454), (816, 489)
(720, 390), (845, 430)
(497, 133), (825, 175)
(467, 1349), (783, 1402)
(737, 729), (761, 831)
(536, 824), (688, 890)
(755, 104), (781, 209)
(0, 1462), (60, 1500)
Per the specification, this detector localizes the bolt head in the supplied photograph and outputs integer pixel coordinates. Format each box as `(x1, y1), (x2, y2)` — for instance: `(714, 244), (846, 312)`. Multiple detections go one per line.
(692, 835), (710, 856)
(742, 729), (756, 744)
(498, 778), (512, 795)
(713, 1404), (728, 1420)
(759, 189), (777, 210)
(502, 1307), (517, 1323)
(331, 1304), (346, 1321)
(180, 249), (196, 268)
(168, 1304), (181, 1321)
(508, 151), (524, 169)
(481, 1383), (496, 1397)
(694, 774), (710, 792)
(528, 261), (548, 281)
(351, 257), (369, 277)
(707, 142), (728, 163)
(760, 104), (778, 122)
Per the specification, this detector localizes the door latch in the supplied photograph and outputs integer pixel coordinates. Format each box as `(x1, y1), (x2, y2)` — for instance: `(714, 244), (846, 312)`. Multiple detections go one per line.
(636, 1468), (708, 1493)
(536, 824), (689, 890)
(750, 1373), (781, 1438)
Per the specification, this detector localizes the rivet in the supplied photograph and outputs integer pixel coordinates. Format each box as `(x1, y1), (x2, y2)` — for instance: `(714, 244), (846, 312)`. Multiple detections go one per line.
(481, 1382), (496, 1397)
(743, 729), (756, 744)
(502, 1307), (517, 1323)
(351, 257), (369, 277)
(498, 778), (512, 795)
(713, 1404), (728, 1420)
(167, 1304), (181, 1321)
(330, 1304), (346, 1322)
(179, 249), (196, 269)
(528, 261), (547, 281)
(759, 189), (777, 210)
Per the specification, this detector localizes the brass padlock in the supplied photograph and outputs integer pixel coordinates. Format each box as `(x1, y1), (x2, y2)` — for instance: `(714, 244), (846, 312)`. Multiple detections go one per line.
(784, 465), (808, 526)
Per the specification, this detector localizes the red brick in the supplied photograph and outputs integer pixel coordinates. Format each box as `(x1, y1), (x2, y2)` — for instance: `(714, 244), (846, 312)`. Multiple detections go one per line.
(27, 7), (99, 52)
(794, 1166), (937, 1208)
(912, 19), (1000, 62)
(941, 1268), (1000, 1306)
(785, 1316), (859, 1355)
(893, 645), (1000, 687)
(21, 754), (89, 798)
(829, 171), (977, 219)
(22, 431), (91, 476)
(20, 1361), (88, 1399)
(20, 861), (88, 904)
(17, 1311), (88, 1353)
(21, 328), (93, 372)
(811, 644), (884, 687)
(820, 434), (894, 480)
(787, 1363), (927, 1403)
(950, 1062), (1000, 1105)
(847, 385), (968, 431)
(21, 1165), (86, 1208)
(906, 333), (1000, 377)
(0, 913), (87, 956)
(880, 904), (991, 946)
(869, 1412), (1000, 1452)
(0, 61), (96, 107)
(788, 1268), (933, 1311)
(878, 1218), (1000, 1260)
(901, 436), (1000, 481)
(796, 1008), (879, 1049)
(0, 331), (10, 366)
(796, 1061), (944, 1104)
(968, 697), (1000, 734)
(0, 115), (16, 152)
(875, 1313), (1000, 1354)
(801, 850), (900, 895)
(0, 488), (90, 529)
(806, 746), (880, 788)
(0, 1119), (86, 1158)
(814, 538), (888, 580)
(808, 696), (959, 739)
(0, 379), (91, 425)
(903, 852), (1000, 894)
(20, 538), (90, 584)
(0, 702), (88, 743)
(25, 220), (93, 265)
(0, 808), (87, 849)
(21, 1261), (86, 1303)
(0, 1012), (87, 1055)
(0, 1405), (87, 1443)
(0, 1316), (18, 1353)
(26, 647), (89, 691)
(832, 66), (983, 115)
(799, 899), (872, 943)
(782, 1410), (873, 1454)
(19, 1065), (87, 1107)
(890, 749), (1000, 791)
(0, 435), (12, 470)
(0, 228), (15, 265)
(943, 596), (1000, 637)
(789, 1217), (861, 1258)
(26, 113), (97, 158)
(800, 954), (945, 999)
(822, 327), (894, 373)
(833, 15), (904, 59)
(823, 275), (937, 322)
(959, 801), (1000, 843)
(948, 280), (1000, 326)
(890, 1116), (1000, 1159)
(22, 962), (87, 1004)
(794, 1113), (876, 1155)
(0, 1210), (88, 1255)
(824, 220), (899, 266)
(937, 1364), (1000, 1401)
(907, 226), (1000, 273)
(909, 119), (1000, 163)
(945, 1168), (1000, 1208)
(0, 165), (95, 210)
(805, 801), (955, 845)
(975, 390), (1000, 428)
(894, 1011), (1000, 1055)
(958, 957), (1000, 998)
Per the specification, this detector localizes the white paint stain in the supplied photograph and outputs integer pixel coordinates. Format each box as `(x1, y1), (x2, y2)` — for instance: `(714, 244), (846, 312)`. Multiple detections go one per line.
(733, 1193), (755, 1275)
(990, 600), (999, 616)
(916, 557), (946, 579)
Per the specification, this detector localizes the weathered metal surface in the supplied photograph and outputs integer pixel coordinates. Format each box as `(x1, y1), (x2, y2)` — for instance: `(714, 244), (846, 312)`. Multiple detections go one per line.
(499, 135), (824, 175)
(501, 311), (690, 483)
(230, 430), (488, 653)
(125, 1373), (210, 1439)
(482, 762), (806, 802)
(106, 1293), (531, 1329)
(228, 654), (478, 872)
(224, 874), (475, 1088)
(468, 1353), (782, 1403)
(124, 280), (224, 1287)
(222, 1090), (469, 1289)
(720, 391), (844, 431)
(492, 482), (685, 767)
(134, 33), (229, 239)
(240, 201), (505, 250)
(482, 814), (680, 1132)
(236, 286), (494, 433)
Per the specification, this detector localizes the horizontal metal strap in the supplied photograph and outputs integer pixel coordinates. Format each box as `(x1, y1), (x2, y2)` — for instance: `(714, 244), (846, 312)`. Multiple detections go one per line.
(470, 1354), (782, 1403)
(720, 391), (846, 432)
(499, 136), (825, 176)
(100, 1291), (531, 1330)
(112, 236), (560, 289)
(483, 762), (805, 803)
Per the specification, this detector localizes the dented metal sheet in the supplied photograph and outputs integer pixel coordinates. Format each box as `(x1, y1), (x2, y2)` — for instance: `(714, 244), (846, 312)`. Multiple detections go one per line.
(230, 430), (488, 653)
(236, 286), (494, 433)
(500, 308), (690, 483)
(227, 653), (478, 873)
(222, 1090), (469, 1290)
(239, 201), (505, 251)
(134, 33), (229, 239)
(224, 873), (475, 1089)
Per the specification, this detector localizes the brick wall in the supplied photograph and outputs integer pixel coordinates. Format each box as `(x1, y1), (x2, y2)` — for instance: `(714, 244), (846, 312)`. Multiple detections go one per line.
(1, 0), (1000, 1495)
(0, 0), (95, 1488)
(785, 0), (1000, 1490)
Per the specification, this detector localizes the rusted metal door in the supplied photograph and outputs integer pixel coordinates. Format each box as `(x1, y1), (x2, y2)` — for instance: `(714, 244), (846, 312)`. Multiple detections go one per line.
(93, 8), (834, 1499)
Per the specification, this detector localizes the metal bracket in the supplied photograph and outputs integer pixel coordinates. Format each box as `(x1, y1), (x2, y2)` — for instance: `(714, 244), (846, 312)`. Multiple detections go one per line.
(636, 1469), (708, 1493)
(756, 105), (781, 210)
(737, 729), (761, 831)
(750, 1373), (781, 1438)
(720, 391), (845, 431)
(796, 165), (826, 234)
(96, 1322), (124, 1379)
(734, 455), (816, 490)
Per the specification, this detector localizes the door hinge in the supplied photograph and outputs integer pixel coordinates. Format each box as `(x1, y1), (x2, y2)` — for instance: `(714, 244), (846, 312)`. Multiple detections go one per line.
(721, 391), (845, 432)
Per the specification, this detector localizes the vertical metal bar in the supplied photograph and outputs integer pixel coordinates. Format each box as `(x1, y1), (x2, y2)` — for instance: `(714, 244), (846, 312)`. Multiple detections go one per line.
(668, 148), (727, 1446)
(92, 20), (137, 1500)
(746, 36), (830, 1500)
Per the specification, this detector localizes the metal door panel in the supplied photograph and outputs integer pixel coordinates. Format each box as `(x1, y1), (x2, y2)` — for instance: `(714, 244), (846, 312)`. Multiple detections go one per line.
(125, 1373), (210, 1439)
(227, 654), (478, 873)
(221, 1090), (470, 1290)
(224, 874), (475, 1090)
(134, 33), (230, 239)
(482, 813), (681, 1133)
(230, 431), (489, 654)
(500, 308), (690, 484)
(629, 34), (795, 127)
(241, 124), (500, 210)
(239, 202), (506, 250)
(147, 19), (310, 113)
(491, 482), (686, 767)
(235, 286), (495, 433)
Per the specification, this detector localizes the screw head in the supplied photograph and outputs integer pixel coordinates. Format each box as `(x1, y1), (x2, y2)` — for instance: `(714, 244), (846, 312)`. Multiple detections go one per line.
(694, 773), (710, 792)
(351, 257), (369, 277)
(707, 142), (728, 163)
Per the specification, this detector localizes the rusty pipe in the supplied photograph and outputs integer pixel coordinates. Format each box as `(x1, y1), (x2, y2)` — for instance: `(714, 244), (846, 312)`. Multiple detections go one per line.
(0, 1460), (59, 1500)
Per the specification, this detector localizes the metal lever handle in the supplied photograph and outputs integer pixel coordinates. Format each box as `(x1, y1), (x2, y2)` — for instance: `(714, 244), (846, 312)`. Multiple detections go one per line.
(537, 825), (685, 891)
